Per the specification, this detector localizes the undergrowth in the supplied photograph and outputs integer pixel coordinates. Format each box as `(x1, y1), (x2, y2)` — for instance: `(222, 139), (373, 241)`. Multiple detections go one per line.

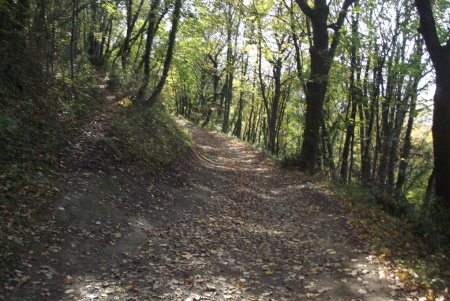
(0, 68), (100, 193)
(103, 104), (192, 173)
(0, 63), (100, 284)
(322, 181), (450, 296)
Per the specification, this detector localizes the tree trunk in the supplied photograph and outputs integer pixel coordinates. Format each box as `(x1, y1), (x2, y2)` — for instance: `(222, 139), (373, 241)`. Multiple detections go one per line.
(233, 55), (248, 138)
(295, 0), (356, 173)
(136, 0), (163, 102)
(268, 60), (282, 154)
(415, 0), (450, 233)
(222, 4), (236, 133)
(396, 86), (418, 195)
(143, 0), (181, 107)
(202, 53), (221, 127)
(340, 11), (360, 182)
(70, 0), (78, 80)
(121, 0), (144, 68)
(297, 5), (329, 172)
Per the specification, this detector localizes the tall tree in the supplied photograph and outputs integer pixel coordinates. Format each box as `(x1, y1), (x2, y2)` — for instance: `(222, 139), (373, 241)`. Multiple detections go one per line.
(340, 6), (360, 182)
(221, 1), (240, 133)
(146, 0), (182, 106)
(415, 0), (450, 223)
(295, 0), (356, 173)
(121, 0), (145, 68)
(136, 0), (167, 102)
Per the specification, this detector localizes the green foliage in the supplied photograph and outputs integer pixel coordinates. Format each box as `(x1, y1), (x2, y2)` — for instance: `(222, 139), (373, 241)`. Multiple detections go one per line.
(103, 104), (192, 172)
(108, 67), (144, 98)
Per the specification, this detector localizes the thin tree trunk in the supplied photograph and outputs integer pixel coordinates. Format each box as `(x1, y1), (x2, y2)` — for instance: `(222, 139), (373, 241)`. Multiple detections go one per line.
(395, 88), (418, 196)
(222, 3), (237, 133)
(136, 0), (164, 102)
(122, 0), (144, 68)
(144, 0), (182, 107)
(341, 11), (360, 182)
(233, 55), (248, 138)
(70, 0), (78, 80)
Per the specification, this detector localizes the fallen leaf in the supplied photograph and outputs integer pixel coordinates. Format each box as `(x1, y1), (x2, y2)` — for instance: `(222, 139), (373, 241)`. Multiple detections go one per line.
(125, 282), (134, 291)
(65, 275), (74, 285)
(117, 98), (132, 107)
(234, 278), (246, 287)
(184, 276), (195, 285)
(264, 270), (273, 276)
(17, 275), (31, 287)
(358, 288), (367, 294)
(380, 247), (392, 258)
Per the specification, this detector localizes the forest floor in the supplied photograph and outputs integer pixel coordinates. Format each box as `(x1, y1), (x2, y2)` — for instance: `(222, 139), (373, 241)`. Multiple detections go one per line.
(1, 80), (448, 301)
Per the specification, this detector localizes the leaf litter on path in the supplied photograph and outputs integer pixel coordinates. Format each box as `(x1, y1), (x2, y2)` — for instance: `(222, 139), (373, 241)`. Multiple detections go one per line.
(2, 116), (448, 301)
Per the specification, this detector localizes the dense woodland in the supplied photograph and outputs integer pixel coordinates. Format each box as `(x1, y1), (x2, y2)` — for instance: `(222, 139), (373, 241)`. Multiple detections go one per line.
(1, 0), (449, 240)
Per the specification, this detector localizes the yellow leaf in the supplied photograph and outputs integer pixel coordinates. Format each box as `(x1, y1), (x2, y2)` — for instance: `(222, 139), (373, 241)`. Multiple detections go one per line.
(117, 98), (132, 107)
(234, 278), (246, 287)
(18, 276), (31, 287)
(125, 282), (134, 291)
(264, 270), (273, 276)
(65, 275), (74, 285)
(115, 232), (122, 238)
(184, 276), (195, 285)
(380, 247), (392, 258)
(398, 272), (410, 280)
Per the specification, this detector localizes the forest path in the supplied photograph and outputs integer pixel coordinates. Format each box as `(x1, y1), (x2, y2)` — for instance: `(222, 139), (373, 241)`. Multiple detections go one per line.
(3, 86), (398, 300)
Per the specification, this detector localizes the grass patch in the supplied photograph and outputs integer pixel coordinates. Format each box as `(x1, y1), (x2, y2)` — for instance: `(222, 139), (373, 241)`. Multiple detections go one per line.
(103, 104), (192, 172)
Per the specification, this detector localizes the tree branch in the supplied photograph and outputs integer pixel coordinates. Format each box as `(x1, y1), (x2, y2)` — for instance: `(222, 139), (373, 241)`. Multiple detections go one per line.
(145, 0), (182, 106)
(295, 0), (314, 18)
(329, 0), (357, 59)
(414, 0), (442, 63)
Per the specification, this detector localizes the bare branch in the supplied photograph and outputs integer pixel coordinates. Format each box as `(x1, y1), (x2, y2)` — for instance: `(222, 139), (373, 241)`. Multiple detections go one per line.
(415, 0), (443, 63)
(329, 0), (357, 59)
(295, 0), (314, 18)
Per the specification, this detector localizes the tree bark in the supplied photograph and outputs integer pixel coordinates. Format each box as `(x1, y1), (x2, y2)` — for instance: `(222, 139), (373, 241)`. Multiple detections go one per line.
(395, 77), (419, 196)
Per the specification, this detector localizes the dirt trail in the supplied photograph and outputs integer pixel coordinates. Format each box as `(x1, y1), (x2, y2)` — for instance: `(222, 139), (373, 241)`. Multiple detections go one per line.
(2, 85), (400, 300)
